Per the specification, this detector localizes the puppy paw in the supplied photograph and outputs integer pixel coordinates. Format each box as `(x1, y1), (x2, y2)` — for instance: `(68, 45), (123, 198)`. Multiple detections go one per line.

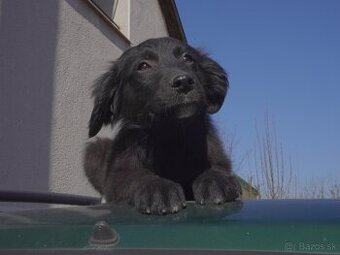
(134, 178), (186, 215)
(193, 170), (242, 205)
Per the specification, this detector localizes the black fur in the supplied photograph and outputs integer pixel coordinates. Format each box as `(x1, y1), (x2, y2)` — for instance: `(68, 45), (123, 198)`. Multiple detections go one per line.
(84, 37), (241, 215)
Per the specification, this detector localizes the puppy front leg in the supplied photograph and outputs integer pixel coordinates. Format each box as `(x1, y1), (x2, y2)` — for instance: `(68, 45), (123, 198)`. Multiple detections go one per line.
(192, 132), (242, 205)
(192, 168), (242, 205)
(104, 168), (186, 215)
(134, 175), (187, 215)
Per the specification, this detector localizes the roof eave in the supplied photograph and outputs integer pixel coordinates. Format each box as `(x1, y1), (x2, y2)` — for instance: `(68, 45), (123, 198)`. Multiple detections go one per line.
(158, 0), (187, 43)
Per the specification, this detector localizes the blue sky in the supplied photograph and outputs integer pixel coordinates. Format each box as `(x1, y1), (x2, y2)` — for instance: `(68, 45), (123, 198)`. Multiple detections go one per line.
(176, 0), (340, 185)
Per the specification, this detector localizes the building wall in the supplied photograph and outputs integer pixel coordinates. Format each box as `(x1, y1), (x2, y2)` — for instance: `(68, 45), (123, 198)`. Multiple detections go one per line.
(130, 0), (168, 45)
(48, 0), (130, 196)
(0, 0), (59, 193)
(0, 0), (169, 200)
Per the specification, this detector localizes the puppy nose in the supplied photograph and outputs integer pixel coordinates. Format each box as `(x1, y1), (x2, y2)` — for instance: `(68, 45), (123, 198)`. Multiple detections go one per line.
(171, 75), (195, 94)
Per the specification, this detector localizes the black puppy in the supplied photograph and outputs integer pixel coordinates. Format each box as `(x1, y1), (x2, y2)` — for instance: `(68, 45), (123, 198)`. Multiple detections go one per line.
(84, 37), (241, 215)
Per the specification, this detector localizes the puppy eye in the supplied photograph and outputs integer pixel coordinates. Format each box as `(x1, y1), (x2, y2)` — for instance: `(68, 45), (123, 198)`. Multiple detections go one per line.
(182, 53), (193, 63)
(137, 61), (152, 71)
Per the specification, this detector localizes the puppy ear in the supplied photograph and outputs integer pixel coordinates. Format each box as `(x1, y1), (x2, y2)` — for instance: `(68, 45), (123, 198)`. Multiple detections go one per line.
(88, 64), (121, 138)
(200, 53), (229, 114)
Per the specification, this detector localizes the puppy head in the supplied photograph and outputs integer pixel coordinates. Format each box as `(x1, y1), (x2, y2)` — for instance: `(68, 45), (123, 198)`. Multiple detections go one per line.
(89, 37), (229, 137)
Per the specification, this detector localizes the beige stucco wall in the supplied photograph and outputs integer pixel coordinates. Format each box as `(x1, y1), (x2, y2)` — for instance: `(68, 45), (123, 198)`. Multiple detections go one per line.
(0, 0), (169, 201)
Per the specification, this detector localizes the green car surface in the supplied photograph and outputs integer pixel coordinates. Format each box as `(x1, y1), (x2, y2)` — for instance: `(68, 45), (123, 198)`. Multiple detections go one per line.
(0, 199), (339, 254)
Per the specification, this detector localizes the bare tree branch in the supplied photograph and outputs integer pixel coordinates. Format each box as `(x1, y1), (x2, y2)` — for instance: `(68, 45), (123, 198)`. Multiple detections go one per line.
(254, 112), (292, 199)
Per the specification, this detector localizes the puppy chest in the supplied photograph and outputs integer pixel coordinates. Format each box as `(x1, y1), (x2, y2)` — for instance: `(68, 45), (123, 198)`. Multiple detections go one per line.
(151, 141), (209, 182)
